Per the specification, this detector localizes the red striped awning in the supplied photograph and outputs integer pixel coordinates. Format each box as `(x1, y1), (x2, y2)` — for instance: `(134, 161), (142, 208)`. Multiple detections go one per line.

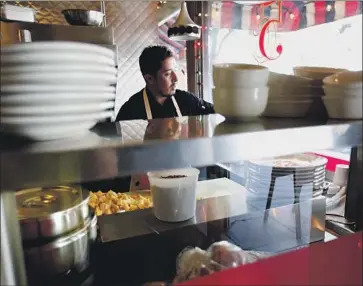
(212, 1), (362, 32)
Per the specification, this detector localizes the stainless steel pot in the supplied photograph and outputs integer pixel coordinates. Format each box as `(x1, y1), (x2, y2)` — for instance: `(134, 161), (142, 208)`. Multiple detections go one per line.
(24, 214), (97, 278)
(16, 186), (90, 241)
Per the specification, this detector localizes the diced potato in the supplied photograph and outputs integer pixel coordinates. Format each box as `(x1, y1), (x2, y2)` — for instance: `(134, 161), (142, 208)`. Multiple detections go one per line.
(129, 205), (138, 211)
(95, 207), (103, 216)
(89, 190), (153, 216)
(89, 201), (97, 209)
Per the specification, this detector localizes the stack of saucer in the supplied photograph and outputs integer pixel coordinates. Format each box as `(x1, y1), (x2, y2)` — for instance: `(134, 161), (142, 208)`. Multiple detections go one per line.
(0, 41), (117, 141)
(245, 153), (328, 208)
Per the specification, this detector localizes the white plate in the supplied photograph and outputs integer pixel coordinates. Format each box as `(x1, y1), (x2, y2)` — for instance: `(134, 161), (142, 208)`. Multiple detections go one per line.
(1, 101), (114, 115)
(1, 64), (117, 75)
(1, 92), (116, 105)
(26, 132), (106, 152)
(1, 84), (115, 93)
(1, 72), (117, 85)
(1, 122), (97, 141)
(1, 41), (115, 59)
(1, 52), (115, 66)
(249, 154), (328, 168)
(1, 111), (113, 125)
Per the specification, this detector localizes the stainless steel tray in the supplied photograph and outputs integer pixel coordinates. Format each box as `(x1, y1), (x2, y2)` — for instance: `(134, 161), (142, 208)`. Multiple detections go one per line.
(1, 115), (361, 190)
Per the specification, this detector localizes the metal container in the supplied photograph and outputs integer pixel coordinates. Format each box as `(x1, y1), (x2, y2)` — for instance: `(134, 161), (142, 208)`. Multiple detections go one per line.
(16, 186), (90, 241)
(62, 9), (104, 26)
(24, 214), (97, 279)
(1, 4), (36, 23)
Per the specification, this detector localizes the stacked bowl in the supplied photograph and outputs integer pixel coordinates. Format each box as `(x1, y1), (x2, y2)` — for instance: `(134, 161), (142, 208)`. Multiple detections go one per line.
(263, 72), (323, 118)
(293, 66), (347, 83)
(322, 70), (363, 119)
(0, 41), (117, 141)
(16, 185), (97, 283)
(212, 63), (270, 120)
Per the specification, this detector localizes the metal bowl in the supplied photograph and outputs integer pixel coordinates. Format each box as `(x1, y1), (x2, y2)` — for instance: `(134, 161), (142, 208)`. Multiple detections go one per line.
(24, 214), (98, 279)
(17, 186), (90, 241)
(62, 9), (104, 26)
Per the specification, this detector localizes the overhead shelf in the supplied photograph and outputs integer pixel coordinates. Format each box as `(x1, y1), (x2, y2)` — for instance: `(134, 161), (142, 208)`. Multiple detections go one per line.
(0, 114), (361, 190)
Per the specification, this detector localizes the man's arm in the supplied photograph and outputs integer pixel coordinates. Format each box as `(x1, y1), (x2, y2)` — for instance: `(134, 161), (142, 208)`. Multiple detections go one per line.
(115, 90), (146, 122)
(184, 91), (215, 115)
(115, 101), (134, 121)
(199, 98), (215, 115)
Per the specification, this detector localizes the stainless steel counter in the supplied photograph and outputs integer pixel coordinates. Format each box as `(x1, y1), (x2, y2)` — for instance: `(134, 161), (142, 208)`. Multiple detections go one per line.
(1, 115), (361, 189)
(95, 193), (326, 285)
(99, 192), (326, 250)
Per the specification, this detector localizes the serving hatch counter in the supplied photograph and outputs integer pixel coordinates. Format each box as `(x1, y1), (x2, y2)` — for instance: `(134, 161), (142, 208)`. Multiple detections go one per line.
(1, 114), (362, 286)
(0, 114), (361, 189)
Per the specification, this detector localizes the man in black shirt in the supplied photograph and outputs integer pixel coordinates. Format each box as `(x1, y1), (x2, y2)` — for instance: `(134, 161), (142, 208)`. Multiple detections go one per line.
(85, 46), (213, 193)
(116, 45), (214, 121)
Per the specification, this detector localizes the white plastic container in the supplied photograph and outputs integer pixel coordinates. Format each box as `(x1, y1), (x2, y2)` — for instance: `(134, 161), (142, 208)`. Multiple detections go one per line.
(147, 168), (200, 222)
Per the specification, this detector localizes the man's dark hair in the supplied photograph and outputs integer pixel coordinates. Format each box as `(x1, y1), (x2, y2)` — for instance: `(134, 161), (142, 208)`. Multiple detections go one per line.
(139, 45), (174, 76)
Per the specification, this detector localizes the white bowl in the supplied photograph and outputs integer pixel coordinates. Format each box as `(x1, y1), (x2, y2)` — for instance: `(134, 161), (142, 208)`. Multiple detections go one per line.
(0, 92), (116, 105)
(323, 71), (362, 88)
(213, 63), (269, 88)
(323, 85), (362, 98)
(263, 100), (313, 118)
(0, 71), (117, 85)
(268, 94), (317, 101)
(213, 87), (269, 119)
(1, 84), (115, 93)
(0, 121), (96, 141)
(293, 66), (347, 80)
(268, 84), (315, 97)
(1, 52), (115, 66)
(147, 168), (200, 222)
(1, 41), (115, 59)
(1, 64), (117, 75)
(269, 72), (315, 86)
(1, 101), (114, 116)
(0, 111), (112, 125)
(322, 97), (362, 119)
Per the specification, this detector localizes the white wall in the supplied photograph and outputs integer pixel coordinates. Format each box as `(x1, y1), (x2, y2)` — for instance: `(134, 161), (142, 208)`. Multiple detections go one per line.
(213, 15), (362, 75)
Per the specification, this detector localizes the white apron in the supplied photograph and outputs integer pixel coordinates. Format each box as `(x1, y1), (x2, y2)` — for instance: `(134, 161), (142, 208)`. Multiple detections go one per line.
(129, 89), (182, 192)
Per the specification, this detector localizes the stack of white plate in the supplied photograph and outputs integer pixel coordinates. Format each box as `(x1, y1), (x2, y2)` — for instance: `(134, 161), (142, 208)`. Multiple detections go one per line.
(0, 41), (117, 141)
(245, 153), (328, 206)
(263, 72), (324, 118)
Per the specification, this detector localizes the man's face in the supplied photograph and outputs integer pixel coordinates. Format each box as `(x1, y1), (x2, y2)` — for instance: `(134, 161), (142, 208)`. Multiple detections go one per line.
(153, 57), (178, 97)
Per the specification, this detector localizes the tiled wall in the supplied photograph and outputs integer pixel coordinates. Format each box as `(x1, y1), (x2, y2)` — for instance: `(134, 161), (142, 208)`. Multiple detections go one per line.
(12, 1), (171, 117)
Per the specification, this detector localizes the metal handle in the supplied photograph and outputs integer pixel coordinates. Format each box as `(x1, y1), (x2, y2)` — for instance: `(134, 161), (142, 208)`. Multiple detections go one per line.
(100, 1), (106, 27)
(0, 191), (28, 286)
(18, 29), (32, 42)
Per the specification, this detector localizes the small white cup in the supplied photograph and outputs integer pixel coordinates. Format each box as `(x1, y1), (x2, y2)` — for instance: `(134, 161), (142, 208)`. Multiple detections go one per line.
(333, 164), (350, 186)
